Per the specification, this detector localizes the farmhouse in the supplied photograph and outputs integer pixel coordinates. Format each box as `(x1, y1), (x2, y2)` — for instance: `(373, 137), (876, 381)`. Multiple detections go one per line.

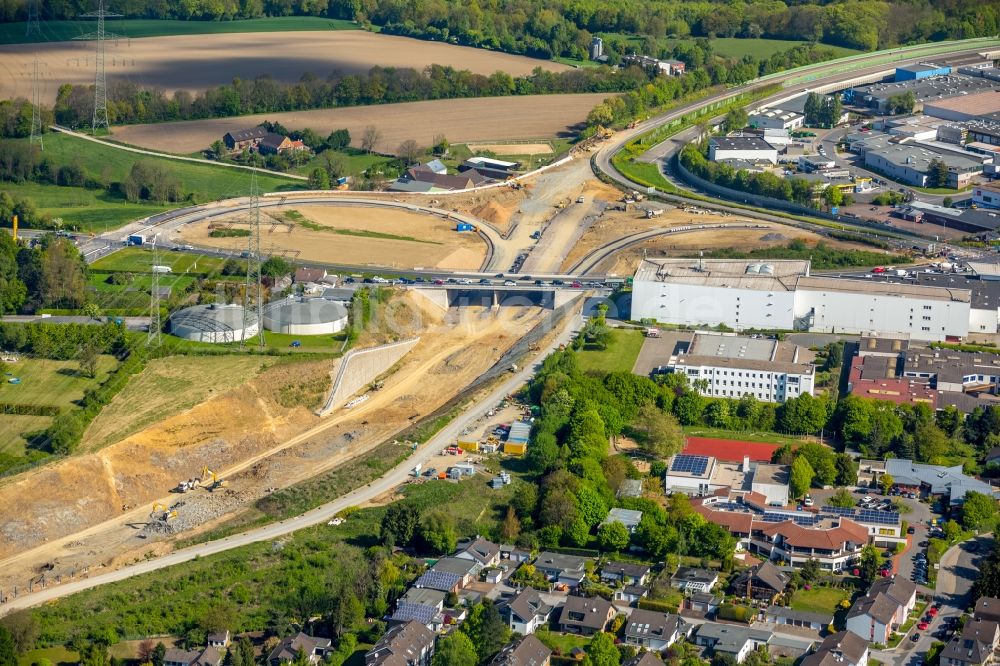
(223, 126), (269, 152)
(259, 133), (308, 155)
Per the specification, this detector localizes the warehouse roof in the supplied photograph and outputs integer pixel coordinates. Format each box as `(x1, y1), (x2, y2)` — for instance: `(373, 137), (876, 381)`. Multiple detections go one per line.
(796, 275), (971, 302)
(924, 90), (1000, 118)
(710, 135), (776, 151)
(633, 258), (809, 290)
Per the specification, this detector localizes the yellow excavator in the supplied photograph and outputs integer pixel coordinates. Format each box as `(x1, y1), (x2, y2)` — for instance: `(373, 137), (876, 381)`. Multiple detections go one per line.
(150, 503), (177, 522)
(201, 467), (228, 491)
(150, 502), (167, 516)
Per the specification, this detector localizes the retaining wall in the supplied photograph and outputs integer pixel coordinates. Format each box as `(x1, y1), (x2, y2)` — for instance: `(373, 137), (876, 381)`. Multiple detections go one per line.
(317, 337), (420, 416)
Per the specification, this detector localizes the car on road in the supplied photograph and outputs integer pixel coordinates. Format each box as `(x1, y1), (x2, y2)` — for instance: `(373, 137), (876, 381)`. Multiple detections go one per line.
(908, 526), (916, 534)
(918, 622), (929, 631)
(571, 281), (583, 288)
(520, 276), (533, 281)
(503, 280), (516, 286)
(552, 279), (565, 286)
(479, 278), (492, 285)
(911, 633), (920, 641)
(433, 279), (444, 285)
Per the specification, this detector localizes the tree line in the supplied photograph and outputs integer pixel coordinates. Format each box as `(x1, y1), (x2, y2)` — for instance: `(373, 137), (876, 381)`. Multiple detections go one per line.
(0, 232), (88, 315)
(6, 0), (994, 56)
(46, 64), (645, 132)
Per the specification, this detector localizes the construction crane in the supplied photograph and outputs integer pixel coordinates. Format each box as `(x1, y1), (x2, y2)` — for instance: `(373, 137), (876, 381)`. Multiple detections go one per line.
(201, 467), (227, 491)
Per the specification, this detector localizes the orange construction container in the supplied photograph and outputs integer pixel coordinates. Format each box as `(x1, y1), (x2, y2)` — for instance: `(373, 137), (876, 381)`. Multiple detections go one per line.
(438, 472), (447, 479)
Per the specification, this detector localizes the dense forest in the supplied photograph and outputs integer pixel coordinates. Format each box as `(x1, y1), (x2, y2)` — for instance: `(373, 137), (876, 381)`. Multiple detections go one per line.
(1, 0), (996, 56)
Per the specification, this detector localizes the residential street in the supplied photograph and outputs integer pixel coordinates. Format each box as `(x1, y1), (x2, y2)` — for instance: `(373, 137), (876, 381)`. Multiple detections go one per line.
(871, 534), (993, 666)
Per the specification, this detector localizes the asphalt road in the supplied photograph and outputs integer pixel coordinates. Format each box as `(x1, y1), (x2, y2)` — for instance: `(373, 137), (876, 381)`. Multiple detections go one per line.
(0, 313), (583, 615)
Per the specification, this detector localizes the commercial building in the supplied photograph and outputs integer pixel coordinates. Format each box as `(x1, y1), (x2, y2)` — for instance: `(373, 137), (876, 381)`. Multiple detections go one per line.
(663, 453), (748, 497)
(974, 182), (1000, 209)
(708, 136), (778, 164)
(895, 63), (952, 81)
(749, 109), (804, 130)
(845, 74), (998, 114)
(630, 258), (973, 342)
(661, 331), (815, 404)
(923, 90), (1000, 123)
(884, 458), (998, 504)
(902, 201), (1000, 234)
(863, 143), (982, 188)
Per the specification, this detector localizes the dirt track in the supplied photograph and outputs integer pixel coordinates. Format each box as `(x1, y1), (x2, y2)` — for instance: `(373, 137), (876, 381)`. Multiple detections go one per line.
(177, 205), (487, 270)
(0, 30), (569, 104)
(0, 292), (546, 593)
(109, 93), (606, 154)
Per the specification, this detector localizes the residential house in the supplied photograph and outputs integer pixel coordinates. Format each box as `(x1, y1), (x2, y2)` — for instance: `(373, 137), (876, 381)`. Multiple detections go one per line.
(164, 650), (202, 666)
(729, 561), (789, 603)
(670, 567), (720, 593)
(600, 561), (651, 587)
(975, 597), (1000, 623)
(764, 606), (833, 631)
(615, 584), (650, 606)
(489, 635), (552, 666)
(623, 609), (686, 651)
(533, 552), (589, 588)
(421, 159), (448, 175)
(940, 619), (1000, 666)
(365, 620), (436, 666)
(429, 557), (478, 587)
(413, 570), (462, 594)
(601, 508), (643, 533)
(625, 654), (667, 666)
(800, 631), (870, 666)
(694, 623), (762, 663)
(845, 577), (918, 645)
(268, 633), (332, 666)
(559, 595), (616, 636)
(223, 126), (268, 152)
(686, 592), (723, 616)
(391, 587), (445, 627)
(294, 268), (327, 284)
(498, 587), (554, 635)
(456, 537), (501, 569)
(500, 544), (532, 563)
(207, 632), (230, 648)
(259, 133), (306, 155)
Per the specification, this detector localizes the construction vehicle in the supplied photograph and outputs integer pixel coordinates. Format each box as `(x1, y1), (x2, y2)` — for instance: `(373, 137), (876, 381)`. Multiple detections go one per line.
(201, 467), (228, 492)
(151, 502), (167, 515)
(631, 190), (645, 202)
(646, 208), (664, 219)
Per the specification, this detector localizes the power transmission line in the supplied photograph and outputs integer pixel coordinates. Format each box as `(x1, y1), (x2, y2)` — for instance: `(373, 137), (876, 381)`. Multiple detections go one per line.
(25, 0), (41, 38)
(148, 233), (161, 347)
(74, 0), (123, 135)
(30, 54), (43, 151)
(241, 166), (265, 350)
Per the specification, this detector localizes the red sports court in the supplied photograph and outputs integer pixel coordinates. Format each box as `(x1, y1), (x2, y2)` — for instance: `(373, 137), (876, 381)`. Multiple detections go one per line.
(682, 436), (778, 463)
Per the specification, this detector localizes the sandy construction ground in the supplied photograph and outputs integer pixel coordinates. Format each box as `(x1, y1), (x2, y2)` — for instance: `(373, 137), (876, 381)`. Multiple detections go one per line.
(0, 31), (569, 104)
(467, 142), (553, 155)
(0, 291), (548, 592)
(176, 204), (487, 270)
(592, 224), (872, 276)
(110, 93), (605, 154)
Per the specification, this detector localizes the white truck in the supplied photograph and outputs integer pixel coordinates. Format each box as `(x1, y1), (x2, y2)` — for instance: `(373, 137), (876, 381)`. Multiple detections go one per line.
(411, 463), (422, 477)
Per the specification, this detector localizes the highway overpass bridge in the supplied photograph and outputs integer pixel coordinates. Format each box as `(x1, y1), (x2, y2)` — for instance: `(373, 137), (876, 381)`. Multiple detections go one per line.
(411, 284), (598, 310)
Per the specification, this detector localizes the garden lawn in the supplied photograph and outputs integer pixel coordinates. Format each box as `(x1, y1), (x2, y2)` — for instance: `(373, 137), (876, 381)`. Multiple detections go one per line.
(576, 329), (644, 374)
(790, 585), (850, 615)
(0, 17), (358, 45)
(535, 629), (591, 655)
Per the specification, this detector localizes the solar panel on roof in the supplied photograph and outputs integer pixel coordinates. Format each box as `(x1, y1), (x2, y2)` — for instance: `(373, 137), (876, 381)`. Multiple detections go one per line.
(821, 505), (856, 517)
(856, 509), (900, 525)
(671, 454), (709, 475)
(762, 513), (788, 523)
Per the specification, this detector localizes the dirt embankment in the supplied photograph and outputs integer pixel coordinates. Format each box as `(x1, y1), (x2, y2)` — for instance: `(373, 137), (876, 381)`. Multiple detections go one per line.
(0, 291), (547, 592)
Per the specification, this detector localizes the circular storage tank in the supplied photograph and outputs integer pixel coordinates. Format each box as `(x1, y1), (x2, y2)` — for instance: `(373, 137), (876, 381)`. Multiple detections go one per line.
(168, 303), (259, 343)
(262, 298), (348, 336)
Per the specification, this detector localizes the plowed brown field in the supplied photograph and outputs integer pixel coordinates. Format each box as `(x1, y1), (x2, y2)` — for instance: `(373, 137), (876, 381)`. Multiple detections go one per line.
(110, 94), (606, 154)
(0, 31), (569, 103)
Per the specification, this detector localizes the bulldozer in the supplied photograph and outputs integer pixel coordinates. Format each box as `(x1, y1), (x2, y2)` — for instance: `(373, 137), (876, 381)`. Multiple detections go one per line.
(201, 467), (228, 492)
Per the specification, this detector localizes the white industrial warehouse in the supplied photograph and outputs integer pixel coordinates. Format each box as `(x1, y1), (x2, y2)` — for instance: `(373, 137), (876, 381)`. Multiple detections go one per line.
(630, 259), (973, 342)
(168, 303), (259, 343)
(262, 298), (349, 335)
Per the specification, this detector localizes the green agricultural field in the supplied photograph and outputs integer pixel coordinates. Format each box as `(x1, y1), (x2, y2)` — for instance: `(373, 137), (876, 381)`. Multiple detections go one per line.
(91, 247), (229, 276)
(0, 17), (358, 45)
(0, 355), (118, 456)
(3, 133), (303, 233)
